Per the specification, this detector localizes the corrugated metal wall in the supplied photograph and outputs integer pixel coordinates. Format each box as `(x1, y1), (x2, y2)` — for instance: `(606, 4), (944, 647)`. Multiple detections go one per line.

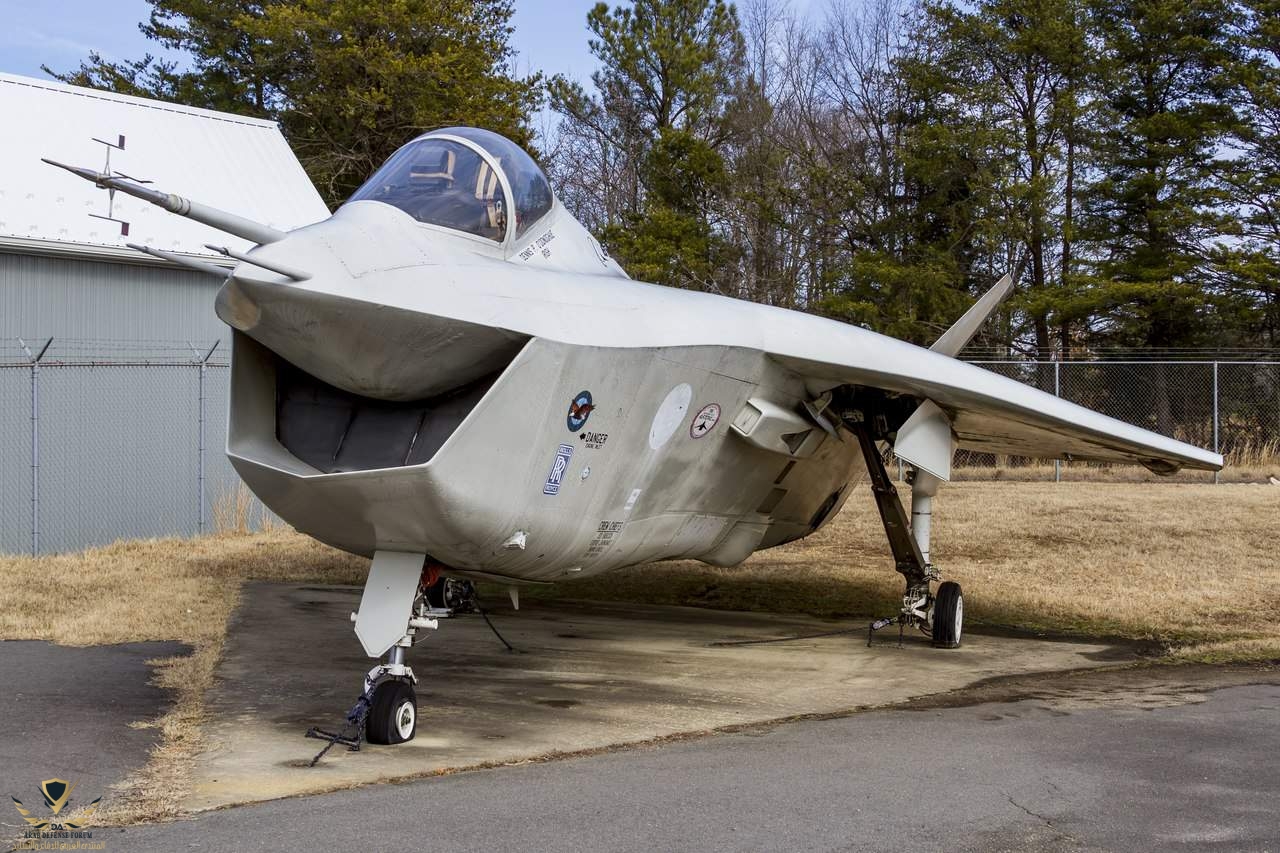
(0, 358), (248, 554)
(0, 364), (31, 554)
(1, 249), (245, 554)
(0, 252), (230, 354)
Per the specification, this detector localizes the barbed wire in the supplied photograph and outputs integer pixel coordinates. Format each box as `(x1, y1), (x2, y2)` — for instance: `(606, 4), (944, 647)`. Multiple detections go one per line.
(1, 337), (229, 366)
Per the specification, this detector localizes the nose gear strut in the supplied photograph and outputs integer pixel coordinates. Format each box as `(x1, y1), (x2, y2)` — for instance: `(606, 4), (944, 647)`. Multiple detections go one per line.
(306, 564), (519, 762)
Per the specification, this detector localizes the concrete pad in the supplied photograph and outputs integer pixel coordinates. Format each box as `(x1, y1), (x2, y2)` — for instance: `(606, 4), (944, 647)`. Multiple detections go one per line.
(189, 583), (1126, 811)
(0, 640), (186, 810)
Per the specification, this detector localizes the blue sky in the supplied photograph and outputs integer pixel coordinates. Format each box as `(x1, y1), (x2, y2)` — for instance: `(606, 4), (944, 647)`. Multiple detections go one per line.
(0, 0), (604, 85)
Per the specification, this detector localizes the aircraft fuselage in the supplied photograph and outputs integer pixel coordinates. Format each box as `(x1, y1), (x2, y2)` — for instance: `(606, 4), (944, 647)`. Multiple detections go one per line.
(228, 326), (864, 582)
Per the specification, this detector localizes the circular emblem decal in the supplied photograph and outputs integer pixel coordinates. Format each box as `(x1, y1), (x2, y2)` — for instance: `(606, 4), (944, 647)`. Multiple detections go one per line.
(567, 390), (594, 431)
(649, 384), (692, 449)
(690, 403), (721, 439)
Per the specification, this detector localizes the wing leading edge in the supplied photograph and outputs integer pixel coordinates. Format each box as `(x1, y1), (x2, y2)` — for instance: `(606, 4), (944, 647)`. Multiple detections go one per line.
(776, 346), (1222, 474)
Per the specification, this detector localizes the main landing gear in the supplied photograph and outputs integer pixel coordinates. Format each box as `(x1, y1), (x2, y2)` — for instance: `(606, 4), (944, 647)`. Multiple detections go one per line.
(846, 412), (964, 649)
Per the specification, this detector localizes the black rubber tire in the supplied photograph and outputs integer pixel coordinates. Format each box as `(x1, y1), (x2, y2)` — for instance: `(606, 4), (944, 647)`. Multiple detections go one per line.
(366, 679), (417, 745)
(424, 577), (447, 609)
(932, 581), (963, 649)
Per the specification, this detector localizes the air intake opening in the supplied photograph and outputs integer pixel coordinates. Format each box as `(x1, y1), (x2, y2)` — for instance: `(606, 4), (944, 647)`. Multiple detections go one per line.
(275, 358), (499, 473)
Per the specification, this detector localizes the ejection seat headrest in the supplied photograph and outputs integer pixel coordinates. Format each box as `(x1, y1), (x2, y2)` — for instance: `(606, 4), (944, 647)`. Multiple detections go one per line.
(410, 148), (456, 190)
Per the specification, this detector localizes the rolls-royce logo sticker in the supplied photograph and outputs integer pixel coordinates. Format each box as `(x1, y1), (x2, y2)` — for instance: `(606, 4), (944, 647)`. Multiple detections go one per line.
(543, 444), (575, 495)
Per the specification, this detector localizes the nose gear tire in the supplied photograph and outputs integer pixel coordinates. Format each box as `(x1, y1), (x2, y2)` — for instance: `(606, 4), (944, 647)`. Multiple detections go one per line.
(366, 679), (418, 744)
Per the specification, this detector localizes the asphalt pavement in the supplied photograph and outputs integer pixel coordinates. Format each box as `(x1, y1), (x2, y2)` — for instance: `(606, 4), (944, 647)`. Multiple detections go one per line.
(109, 669), (1280, 853)
(187, 585), (1119, 810)
(0, 640), (185, 816)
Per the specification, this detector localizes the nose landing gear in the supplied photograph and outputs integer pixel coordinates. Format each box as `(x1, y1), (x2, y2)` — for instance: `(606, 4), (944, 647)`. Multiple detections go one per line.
(361, 569), (475, 745)
(307, 560), (478, 759)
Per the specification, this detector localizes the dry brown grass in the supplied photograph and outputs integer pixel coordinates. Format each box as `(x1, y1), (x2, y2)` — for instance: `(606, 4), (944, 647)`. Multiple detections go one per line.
(0, 480), (1275, 825)
(539, 481), (1280, 661)
(211, 482), (287, 535)
(1226, 437), (1280, 470)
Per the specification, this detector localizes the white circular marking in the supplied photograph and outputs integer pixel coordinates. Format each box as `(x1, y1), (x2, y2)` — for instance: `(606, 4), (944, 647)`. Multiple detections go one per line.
(954, 595), (964, 642)
(649, 383), (693, 450)
(690, 403), (722, 439)
(395, 699), (415, 739)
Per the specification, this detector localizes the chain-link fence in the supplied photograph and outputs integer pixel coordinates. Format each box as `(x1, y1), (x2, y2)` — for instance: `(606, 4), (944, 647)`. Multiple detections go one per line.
(0, 339), (245, 555)
(958, 360), (1280, 477)
(1, 341), (1278, 554)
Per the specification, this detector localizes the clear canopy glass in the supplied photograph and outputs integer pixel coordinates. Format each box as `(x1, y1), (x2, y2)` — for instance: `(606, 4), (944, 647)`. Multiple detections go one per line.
(347, 128), (554, 242)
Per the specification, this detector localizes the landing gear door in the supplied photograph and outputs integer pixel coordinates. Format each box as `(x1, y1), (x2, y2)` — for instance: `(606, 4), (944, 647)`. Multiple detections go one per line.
(354, 551), (424, 656)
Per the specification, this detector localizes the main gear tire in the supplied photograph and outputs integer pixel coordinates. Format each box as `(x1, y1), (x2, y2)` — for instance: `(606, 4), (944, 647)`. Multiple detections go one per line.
(931, 581), (963, 649)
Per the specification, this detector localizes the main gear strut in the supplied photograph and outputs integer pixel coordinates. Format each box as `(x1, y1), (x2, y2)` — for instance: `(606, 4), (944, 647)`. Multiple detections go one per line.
(844, 411), (963, 648)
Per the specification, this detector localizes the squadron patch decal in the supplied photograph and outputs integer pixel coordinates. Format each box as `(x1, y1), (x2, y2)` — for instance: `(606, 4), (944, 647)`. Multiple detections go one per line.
(690, 403), (721, 439)
(567, 390), (595, 431)
(543, 444), (575, 496)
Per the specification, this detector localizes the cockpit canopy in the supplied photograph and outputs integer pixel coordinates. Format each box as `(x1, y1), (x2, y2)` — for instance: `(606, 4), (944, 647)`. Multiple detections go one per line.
(347, 127), (554, 243)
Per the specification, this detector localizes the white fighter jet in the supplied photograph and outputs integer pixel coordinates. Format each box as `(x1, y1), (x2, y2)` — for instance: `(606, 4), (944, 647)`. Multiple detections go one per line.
(46, 127), (1222, 745)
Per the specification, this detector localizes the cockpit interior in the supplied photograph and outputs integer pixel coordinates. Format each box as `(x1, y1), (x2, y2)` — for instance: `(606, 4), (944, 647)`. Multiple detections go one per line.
(347, 127), (554, 243)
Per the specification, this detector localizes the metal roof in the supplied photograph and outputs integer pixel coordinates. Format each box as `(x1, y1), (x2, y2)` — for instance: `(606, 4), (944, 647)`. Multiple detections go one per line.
(0, 73), (330, 261)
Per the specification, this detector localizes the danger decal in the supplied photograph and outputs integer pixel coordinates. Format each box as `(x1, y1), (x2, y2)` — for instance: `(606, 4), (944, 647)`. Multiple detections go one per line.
(580, 430), (608, 449)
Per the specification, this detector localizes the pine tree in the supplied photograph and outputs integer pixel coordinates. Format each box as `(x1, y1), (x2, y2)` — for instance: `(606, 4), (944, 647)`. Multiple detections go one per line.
(1076, 0), (1243, 350)
(1218, 0), (1280, 347)
(549, 0), (747, 292)
(871, 0), (1091, 355)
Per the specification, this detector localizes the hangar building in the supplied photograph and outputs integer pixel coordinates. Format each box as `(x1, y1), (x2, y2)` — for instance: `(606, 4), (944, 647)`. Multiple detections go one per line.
(0, 72), (330, 553)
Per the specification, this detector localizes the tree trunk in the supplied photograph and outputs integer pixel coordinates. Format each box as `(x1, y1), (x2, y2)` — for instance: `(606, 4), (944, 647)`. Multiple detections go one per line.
(1060, 118), (1076, 359)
